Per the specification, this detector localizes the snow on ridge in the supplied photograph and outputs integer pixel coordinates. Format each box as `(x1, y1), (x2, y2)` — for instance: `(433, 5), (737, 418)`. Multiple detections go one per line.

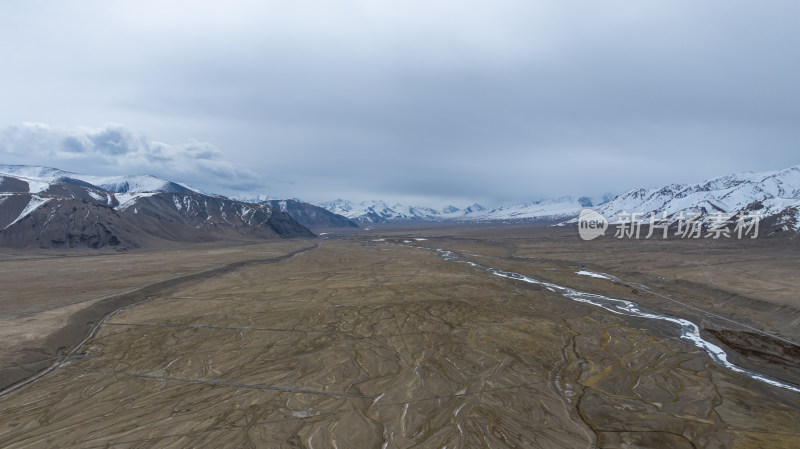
(0, 171), (53, 194)
(76, 174), (176, 194)
(20, 177), (50, 194)
(0, 164), (199, 194)
(318, 166), (800, 227)
(87, 190), (105, 202)
(115, 192), (158, 211)
(0, 164), (68, 181)
(4, 195), (51, 229)
(566, 164), (800, 230)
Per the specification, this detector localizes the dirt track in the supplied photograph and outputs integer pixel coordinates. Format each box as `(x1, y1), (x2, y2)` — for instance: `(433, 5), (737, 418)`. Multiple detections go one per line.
(0, 241), (315, 393)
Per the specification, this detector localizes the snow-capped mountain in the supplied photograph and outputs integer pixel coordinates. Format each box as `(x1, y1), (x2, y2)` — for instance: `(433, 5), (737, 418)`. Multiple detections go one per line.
(0, 164), (197, 196)
(460, 196), (611, 222)
(580, 165), (800, 232)
(0, 165), (314, 249)
(318, 199), (450, 223)
(318, 199), (479, 223)
(318, 197), (610, 224)
(461, 203), (487, 215)
(318, 162), (800, 233)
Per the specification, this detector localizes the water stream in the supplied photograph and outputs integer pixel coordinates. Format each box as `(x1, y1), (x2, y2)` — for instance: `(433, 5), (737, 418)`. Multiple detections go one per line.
(431, 247), (800, 394)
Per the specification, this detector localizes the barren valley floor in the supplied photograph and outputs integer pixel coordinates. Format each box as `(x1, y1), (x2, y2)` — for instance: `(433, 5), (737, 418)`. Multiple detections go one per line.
(1, 226), (799, 448)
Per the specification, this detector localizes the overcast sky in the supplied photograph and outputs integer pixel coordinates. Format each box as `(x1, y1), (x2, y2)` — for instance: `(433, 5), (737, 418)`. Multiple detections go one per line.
(1, 1), (798, 208)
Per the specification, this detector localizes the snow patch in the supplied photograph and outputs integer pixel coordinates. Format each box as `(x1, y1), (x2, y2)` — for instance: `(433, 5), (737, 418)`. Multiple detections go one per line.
(115, 192), (157, 211)
(4, 195), (51, 229)
(87, 190), (105, 202)
(576, 270), (617, 281)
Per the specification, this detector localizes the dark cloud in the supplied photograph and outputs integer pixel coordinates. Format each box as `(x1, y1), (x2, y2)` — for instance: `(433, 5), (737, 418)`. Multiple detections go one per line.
(61, 136), (86, 154)
(1, 1), (799, 206)
(0, 123), (262, 194)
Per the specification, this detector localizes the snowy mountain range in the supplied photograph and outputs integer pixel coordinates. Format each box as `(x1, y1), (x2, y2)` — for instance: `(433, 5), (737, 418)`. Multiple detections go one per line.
(318, 196), (612, 224)
(318, 166), (800, 233)
(318, 199), (473, 223)
(3, 162), (799, 249)
(0, 165), (314, 249)
(581, 165), (800, 233)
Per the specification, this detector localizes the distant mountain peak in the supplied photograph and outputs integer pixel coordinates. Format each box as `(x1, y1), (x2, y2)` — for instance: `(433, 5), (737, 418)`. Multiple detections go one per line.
(464, 203), (486, 213)
(316, 196), (609, 224)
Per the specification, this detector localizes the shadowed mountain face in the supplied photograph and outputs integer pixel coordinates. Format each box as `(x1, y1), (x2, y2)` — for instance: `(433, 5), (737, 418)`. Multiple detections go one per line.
(0, 167), (315, 249)
(262, 199), (358, 230)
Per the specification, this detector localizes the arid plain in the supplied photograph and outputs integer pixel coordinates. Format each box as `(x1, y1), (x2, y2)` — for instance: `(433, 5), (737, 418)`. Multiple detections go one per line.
(1, 226), (799, 448)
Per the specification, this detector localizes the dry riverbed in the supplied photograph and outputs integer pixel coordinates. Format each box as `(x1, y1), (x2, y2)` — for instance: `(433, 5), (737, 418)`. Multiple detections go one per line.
(1, 228), (799, 448)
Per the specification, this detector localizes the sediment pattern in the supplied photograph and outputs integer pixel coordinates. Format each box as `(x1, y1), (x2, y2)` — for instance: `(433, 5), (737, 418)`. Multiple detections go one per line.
(1, 240), (798, 448)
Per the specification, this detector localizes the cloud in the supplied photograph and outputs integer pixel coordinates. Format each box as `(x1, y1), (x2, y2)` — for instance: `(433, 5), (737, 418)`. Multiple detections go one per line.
(1, 1), (799, 207)
(0, 122), (261, 194)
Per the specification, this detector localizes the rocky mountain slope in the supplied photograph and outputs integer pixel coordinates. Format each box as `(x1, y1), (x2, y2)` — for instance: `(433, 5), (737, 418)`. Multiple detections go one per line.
(261, 199), (358, 230)
(0, 165), (314, 249)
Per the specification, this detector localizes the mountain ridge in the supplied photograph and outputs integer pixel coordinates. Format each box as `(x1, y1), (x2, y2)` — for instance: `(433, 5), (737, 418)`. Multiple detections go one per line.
(581, 165), (800, 234)
(317, 196), (611, 224)
(315, 165), (800, 234)
(4, 163), (799, 248)
(0, 165), (315, 249)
